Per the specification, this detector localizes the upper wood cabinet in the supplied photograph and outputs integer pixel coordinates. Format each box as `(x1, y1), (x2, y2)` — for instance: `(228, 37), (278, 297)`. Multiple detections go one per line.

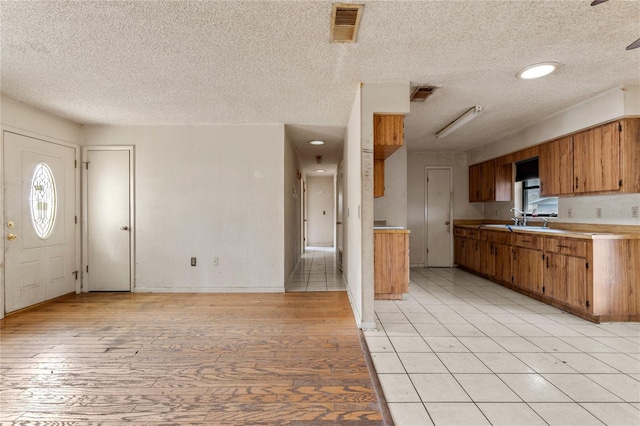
(373, 114), (404, 160)
(468, 160), (512, 203)
(573, 121), (621, 194)
(373, 114), (404, 198)
(539, 136), (574, 197)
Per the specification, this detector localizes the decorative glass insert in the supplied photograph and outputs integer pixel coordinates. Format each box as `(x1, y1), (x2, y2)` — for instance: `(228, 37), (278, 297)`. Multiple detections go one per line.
(30, 163), (58, 239)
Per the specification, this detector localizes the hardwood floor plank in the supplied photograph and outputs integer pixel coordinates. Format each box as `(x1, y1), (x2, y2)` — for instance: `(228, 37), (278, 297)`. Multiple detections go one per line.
(1, 292), (385, 424)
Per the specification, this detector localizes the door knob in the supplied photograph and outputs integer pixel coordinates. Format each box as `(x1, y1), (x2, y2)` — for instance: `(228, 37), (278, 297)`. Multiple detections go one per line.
(6, 221), (14, 228)
(7, 233), (17, 241)
(445, 221), (451, 225)
(120, 226), (129, 231)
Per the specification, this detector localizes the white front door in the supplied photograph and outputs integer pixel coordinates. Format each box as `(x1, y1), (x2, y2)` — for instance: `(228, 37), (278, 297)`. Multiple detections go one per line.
(426, 168), (452, 267)
(84, 148), (132, 291)
(4, 132), (77, 313)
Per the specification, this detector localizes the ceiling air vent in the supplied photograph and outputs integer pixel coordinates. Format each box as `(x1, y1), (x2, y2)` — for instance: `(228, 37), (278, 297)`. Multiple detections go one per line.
(330, 3), (364, 43)
(410, 86), (437, 102)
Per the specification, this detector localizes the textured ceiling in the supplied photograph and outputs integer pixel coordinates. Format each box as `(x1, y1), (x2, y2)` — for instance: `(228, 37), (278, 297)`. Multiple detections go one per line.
(2, 1), (639, 175)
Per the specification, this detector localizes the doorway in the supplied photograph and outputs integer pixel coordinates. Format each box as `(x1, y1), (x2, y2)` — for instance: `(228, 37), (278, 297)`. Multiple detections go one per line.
(425, 167), (453, 267)
(306, 176), (335, 249)
(3, 131), (78, 313)
(82, 146), (134, 291)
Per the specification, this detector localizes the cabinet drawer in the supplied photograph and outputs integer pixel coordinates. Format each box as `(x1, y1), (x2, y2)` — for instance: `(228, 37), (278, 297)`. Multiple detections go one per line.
(466, 229), (481, 240)
(513, 234), (543, 250)
(545, 237), (588, 258)
(453, 227), (467, 238)
(484, 230), (513, 245)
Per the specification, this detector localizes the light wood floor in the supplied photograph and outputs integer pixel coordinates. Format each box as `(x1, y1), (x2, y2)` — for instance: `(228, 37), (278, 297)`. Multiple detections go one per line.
(0, 292), (385, 425)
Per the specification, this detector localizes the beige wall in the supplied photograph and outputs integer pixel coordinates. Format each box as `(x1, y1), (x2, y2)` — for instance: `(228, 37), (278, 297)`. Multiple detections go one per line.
(283, 131), (302, 283)
(374, 145), (407, 228)
(82, 124), (288, 292)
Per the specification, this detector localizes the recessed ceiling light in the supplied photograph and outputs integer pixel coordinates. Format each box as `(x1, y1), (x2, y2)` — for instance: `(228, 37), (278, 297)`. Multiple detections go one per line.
(309, 140), (325, 145)
(315, 169), (325, 173)
(517, 62), (560, 80)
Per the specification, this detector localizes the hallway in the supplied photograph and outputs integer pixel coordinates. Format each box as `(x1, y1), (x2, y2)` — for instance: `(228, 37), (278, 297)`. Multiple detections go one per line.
(285, 249), (346, 292)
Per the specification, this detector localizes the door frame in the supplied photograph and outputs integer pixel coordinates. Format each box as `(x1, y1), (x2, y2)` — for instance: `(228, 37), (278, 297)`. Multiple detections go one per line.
(81, 145), (135, 292)
(1, 127), (81, 319)
(424, 166), (453, 267)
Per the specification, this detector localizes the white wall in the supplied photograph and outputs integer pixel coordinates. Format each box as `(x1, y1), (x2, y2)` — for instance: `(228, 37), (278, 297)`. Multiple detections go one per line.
(407, 151), (483, 266)
(306, 176), (334, 246)
(82, 124), (287, 292)
(344, 86), (362, 325)
(374, 145), (407, 227)
(0, 95), (82, 319)
(283, 131), (301, 282)
(467, 85), (640, 226)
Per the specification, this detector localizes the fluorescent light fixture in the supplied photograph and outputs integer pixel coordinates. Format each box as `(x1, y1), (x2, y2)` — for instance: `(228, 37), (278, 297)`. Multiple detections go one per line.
(308, 140), (325, 145)
(436, 106), (483, 139)
(517, 62), (559, 79)
(315, 169), (325, 173)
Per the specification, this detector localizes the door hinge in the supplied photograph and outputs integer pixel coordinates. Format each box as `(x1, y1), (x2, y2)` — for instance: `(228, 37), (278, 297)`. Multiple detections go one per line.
(73, 270), (78, 280)
(586, 262), (589, 269)
(542, 253), (545, 260)
(542, 286), (545, 293)
(586, 300), (590, 308)
(85, 162), (89, 170)
(86, 265), (89, 273)
(75, 160), (77, 168)
(427, 248), (429, 254)
(618, 122), (622, 132)
(619, 179), (623, 187)
(75, 215), (78, 224)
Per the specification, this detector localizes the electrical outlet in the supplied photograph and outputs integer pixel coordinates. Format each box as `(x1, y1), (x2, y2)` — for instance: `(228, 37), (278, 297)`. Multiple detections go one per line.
(632, 206), (639, 218)
(568, 208), (573, 218)
(596, 208), (602, 218)
(191, 257), (197, 266)
(213, 257), (219, 266)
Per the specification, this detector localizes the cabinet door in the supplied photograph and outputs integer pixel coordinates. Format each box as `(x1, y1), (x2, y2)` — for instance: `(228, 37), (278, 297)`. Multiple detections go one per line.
(469, 164), (481, 202)
(466, 239), (481, 272)
(480, 160), (496, 201)
(480, 241), (494, 277)
(544, 253), (566, 301)
(539, 136), (574, 196)
(574, 122), (620, 193)
(544, 253), (589, 312)
(454, 237), (467, 267)
(494, 243), (512, 284)
(513, 247), (544, 294)
(373, 114), (404, 159)
(374, 159), (385, 198)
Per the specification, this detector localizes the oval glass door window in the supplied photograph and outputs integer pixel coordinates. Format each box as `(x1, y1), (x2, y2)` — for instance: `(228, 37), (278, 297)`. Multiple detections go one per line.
(30, 163), (58, 239)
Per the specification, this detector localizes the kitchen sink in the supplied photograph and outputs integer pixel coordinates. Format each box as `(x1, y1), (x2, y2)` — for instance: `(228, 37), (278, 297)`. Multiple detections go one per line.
(480, 224), (570, 233)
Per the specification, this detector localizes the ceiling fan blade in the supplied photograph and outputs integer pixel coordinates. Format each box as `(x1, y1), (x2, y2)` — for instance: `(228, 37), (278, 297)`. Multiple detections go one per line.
(590, 0), (608, 5)
(627, 37), (640, 50)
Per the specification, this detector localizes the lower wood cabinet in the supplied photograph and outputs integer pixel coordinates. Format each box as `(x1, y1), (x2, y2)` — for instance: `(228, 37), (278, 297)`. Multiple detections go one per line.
(453, 226), (640, 322)
(374, 229), (410, 300)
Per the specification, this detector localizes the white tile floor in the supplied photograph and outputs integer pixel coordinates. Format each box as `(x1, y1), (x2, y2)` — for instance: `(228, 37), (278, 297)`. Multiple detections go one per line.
(367, 267), (640, 426)
(285, 248), (347, 292)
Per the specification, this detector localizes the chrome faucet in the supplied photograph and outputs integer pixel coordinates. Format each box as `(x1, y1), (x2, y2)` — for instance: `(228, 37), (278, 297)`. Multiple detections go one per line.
(541, 218), (548, 228)
(509, 207), (527, 226)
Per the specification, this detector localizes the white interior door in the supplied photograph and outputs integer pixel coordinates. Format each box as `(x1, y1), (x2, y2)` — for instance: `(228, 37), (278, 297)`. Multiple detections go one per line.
(84, 148), (132, 291)
(4, 132), (76, 313)
(426, 168), (452, 267)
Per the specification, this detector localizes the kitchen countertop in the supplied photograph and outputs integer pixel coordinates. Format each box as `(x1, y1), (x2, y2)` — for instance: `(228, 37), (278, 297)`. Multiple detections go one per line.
(454, 223), (640, 240)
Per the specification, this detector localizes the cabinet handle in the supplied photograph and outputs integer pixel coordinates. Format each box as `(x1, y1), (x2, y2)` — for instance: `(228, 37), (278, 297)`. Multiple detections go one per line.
(546, 257), (549, 268)
(541, 182), (544, 194)
(556, 245), (570, 249)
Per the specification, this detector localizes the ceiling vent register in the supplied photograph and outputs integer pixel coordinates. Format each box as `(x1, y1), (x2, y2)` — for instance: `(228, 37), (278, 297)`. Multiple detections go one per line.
(330, 3), (364, 43)
(410, 86), (437, 102)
